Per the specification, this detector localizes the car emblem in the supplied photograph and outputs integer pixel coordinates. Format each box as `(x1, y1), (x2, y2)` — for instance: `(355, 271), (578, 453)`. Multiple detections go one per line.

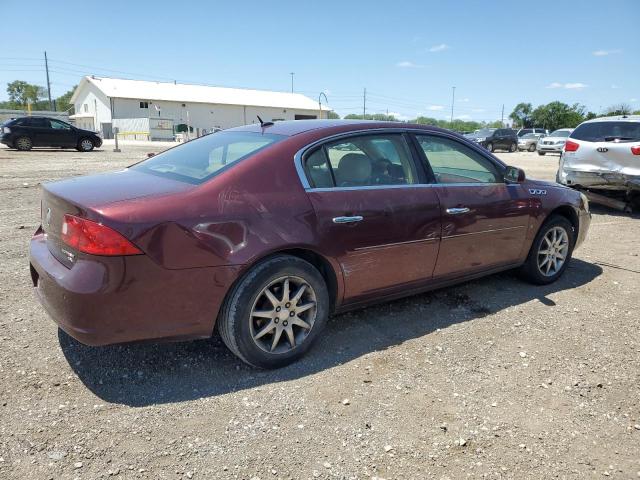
(529, 189), (547, 195)
(44, 207), (51, 227)
(597, 147), (608, 152)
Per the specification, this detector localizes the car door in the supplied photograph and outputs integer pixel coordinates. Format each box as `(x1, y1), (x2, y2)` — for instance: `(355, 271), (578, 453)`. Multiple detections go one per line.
(300, 132), (441, 304)
(412, 133), (531, 278)
(48, 119), (77, 147)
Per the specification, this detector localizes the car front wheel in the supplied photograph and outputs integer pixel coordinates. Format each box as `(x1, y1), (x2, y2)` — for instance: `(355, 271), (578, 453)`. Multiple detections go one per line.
(15, 136), (33, 151)
(77, 138), (95, 152)
(538, 151), (546, 156)
(528, 144), (536, 152)
(509, 142), (517, 152)
(218, 255), (329, 368)
(486, 142), (494, 152)
(519, 215), (575, 285)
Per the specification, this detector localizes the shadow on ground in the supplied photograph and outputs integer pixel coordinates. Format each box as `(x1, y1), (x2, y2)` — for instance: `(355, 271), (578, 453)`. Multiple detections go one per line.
(59, 259), (602, 407)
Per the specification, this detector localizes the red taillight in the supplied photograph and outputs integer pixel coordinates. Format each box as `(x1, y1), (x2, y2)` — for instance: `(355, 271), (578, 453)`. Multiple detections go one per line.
(631, 145), (640, 155)
(564, 140), (580, 152)
(61, 214), (142, 256)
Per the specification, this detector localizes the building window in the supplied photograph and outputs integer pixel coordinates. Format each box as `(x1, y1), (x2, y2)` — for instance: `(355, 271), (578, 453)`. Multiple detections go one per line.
(140, 101), (149, 109)
(83, 104), (88, 113)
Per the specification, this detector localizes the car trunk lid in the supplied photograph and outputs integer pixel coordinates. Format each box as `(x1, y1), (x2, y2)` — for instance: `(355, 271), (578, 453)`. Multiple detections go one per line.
(563, 140), (640, 175)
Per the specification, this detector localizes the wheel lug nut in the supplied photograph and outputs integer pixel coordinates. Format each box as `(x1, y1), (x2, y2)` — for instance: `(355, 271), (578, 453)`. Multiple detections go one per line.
(276, 307), (281, 312)
(290, 311), (295, 317)
(285, 302), (290, 308)
(274, 318), (279, 323)
(283, 320), (288, 326)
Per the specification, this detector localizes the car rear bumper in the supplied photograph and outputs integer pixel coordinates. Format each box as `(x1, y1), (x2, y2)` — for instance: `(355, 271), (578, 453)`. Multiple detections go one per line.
(558, 168), (640, 191)
(29, 231), (239, 346)
(576, 209), (590, 250)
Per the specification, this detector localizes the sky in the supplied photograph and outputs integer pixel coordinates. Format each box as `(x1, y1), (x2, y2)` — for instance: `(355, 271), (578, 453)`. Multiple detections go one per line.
(1, 0), (638, 122)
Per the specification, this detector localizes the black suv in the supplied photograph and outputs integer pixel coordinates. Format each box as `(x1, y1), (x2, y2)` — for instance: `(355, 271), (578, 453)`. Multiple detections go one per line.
(470, 128), (518, 152)
(1, 116), (102, 152)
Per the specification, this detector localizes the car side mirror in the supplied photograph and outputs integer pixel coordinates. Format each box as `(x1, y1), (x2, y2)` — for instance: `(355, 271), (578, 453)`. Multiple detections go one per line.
(504, 166), (526, 183)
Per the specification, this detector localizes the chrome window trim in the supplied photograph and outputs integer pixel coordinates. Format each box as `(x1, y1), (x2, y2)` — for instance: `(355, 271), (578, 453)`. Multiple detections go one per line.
(354, 237), (438, 251)
(293, 127), (509, 191)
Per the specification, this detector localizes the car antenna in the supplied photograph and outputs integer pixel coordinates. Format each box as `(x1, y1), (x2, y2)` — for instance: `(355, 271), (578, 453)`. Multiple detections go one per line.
(257, 115), (274, 128)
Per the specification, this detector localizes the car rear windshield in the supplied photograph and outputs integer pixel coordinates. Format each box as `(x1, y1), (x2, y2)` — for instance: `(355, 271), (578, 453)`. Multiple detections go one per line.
(132, 131), (285, 184)
(571, 121), (640, 142)
(550, 130), (570, 138)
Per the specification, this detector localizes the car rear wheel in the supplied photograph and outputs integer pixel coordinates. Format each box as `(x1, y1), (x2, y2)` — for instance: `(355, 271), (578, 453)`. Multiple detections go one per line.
(15, 136), (33, 151)
(486, 142), (494, 152)
(218, 255), (329, 368)
(528, 144), (536, 152)
(77, 138), (95, 152)
(518, 215), (575, 285)
(538, 151), (546, 156)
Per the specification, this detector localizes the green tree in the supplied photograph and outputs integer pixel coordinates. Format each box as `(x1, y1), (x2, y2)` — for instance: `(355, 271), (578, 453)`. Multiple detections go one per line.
(344, 113), (399, 121)
(325, 110), (340, 119)
(604, 103), (632, 116)
(509, 102), (533, 128)
(530, 102), (587, 131)
(55, 86), (77, 113)
(6, 80), (46, 107)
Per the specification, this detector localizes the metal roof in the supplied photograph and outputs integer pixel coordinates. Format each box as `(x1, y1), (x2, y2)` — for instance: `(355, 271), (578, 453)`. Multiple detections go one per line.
(71, 76), (328, 111)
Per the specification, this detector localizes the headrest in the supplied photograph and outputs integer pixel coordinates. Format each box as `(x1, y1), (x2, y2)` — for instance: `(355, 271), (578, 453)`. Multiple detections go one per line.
(337, 153), (371, 183)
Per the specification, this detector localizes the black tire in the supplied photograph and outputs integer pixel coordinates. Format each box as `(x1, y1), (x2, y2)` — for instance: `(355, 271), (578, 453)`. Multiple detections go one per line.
(518, 215), (576, 285)
(509, 142), (517, 152)
(14, 136), (32, 151)
(538, 151), (546, 156)
(77, 137), (95, 152)
(217, 255), (329, 368)
(486, 142), (494, 152)
(528, 144), (536, 152)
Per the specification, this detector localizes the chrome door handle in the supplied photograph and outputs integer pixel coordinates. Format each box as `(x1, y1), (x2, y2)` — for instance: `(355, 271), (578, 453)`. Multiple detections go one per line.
(446, 207), (470, 215)
(332, 215), (364, 224)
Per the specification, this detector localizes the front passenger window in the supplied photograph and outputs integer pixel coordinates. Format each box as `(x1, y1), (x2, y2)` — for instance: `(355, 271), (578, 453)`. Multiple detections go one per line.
(416, 135), (502, 184)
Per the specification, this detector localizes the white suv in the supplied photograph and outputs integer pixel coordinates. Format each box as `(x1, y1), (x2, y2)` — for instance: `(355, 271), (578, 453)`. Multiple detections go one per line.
(557, 115), (640, 201)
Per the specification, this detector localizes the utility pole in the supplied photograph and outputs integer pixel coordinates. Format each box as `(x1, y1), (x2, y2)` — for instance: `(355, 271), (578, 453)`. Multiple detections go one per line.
(363, 88), (367, 119)
(501, 104), (505, 127)
(450, 86), (456, 123)
(44, 51), (53, 111)
(290, 72), (294, 93)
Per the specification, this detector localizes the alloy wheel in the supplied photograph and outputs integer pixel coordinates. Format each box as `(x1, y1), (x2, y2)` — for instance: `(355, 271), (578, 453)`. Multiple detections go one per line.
(80, 139), (94, 151)
(537, 226), (569, 276)
(249, 276), (317, 354)
(16, 137), (32, 150)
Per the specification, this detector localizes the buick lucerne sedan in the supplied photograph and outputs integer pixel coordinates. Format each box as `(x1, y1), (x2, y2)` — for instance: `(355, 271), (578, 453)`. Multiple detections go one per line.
(29, 120), (590, 368)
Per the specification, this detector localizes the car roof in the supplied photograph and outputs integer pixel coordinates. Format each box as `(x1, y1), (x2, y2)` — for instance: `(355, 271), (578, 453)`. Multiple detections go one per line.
(582, 115), (640, 124)
(225, 119), (453, 137)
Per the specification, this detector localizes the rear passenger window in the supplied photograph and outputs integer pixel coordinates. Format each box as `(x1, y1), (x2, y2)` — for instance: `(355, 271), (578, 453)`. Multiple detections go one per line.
(416, 135), (502, 184)
(303, 134), (418, 188)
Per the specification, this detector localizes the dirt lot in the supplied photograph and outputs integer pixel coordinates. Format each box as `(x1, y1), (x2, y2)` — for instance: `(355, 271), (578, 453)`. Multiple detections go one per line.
(1, 141), (639, 479)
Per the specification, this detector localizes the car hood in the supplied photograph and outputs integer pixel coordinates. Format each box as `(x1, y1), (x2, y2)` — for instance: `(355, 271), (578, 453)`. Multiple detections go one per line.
(541, 136), (567, 142)
(43, 168), (193, 208)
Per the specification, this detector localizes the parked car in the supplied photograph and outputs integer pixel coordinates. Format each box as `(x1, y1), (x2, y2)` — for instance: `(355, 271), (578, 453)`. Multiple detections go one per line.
(470, 128), (518, 152)
(29, 120), (590, 368)
(517, 127), (549, 137)
(0, 116), (102, 152)
(537, 128), (573, 155)
(518, 132), (546, 152)
(557, 115), (640, 209)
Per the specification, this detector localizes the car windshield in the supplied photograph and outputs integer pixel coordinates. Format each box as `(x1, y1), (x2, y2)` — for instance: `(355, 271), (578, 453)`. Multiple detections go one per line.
(550, 130), (570, 138)
(522, 133), (537, 139)
(132, 131), (285, 184)
(571, 122), (640, 142)
(474, 129), (495, 137)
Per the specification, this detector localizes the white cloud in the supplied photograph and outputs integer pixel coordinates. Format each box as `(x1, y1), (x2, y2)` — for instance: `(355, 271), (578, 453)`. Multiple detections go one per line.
(631, 98), (638, 103)
(386, 111), (410, 121)
(610, 84), (620, 89)
(472, 108), (485, 113)
(429, 43), (450, 52)
(427, 105), (445, 111)
(593, 49), (621, 56)
(460, 98), (470, 102)
(547, 82), (588, 89)
(396, 61), (424, 68)
(455, 114), (472, 120)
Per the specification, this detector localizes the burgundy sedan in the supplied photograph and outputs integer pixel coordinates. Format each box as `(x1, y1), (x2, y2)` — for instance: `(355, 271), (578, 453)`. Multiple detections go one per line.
(29, 120), (590, 368)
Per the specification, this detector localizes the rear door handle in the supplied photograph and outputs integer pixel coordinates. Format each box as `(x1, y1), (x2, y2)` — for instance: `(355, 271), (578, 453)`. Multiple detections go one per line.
(446, 207), (470, 215)
(332, 215), (364, 224)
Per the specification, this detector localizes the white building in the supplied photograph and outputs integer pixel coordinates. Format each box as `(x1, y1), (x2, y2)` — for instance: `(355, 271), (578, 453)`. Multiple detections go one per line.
(69, 76), (330, 140)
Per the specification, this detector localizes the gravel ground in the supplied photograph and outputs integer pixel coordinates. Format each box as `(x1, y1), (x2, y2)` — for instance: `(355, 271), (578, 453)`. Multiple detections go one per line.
(1, 141), (639, 479)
